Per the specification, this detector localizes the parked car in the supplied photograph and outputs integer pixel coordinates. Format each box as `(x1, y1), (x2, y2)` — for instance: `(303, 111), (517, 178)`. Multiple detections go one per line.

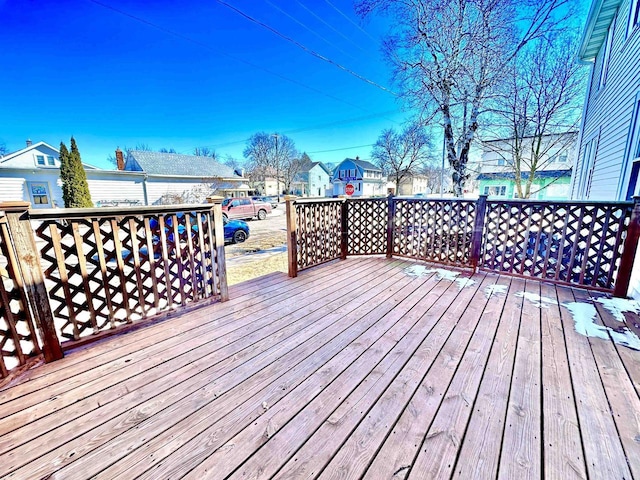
(221, 197), (272, 220)
(252, 196), (278, 208)
(224, 217), (250, 244)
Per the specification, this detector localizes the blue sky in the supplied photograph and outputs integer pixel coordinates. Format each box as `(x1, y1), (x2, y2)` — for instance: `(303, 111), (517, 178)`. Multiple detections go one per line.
(0, 0), (407, 168)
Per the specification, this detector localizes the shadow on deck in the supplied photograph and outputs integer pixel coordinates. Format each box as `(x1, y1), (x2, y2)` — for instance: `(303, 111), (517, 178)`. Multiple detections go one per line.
(0, 257), (639, 479)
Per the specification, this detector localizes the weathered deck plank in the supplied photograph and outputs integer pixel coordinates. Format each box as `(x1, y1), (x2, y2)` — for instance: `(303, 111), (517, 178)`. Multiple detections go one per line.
(0, 258), (638, 480)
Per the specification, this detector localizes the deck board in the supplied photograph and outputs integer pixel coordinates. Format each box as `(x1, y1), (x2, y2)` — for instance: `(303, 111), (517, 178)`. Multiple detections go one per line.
(0, 258), (638, 479)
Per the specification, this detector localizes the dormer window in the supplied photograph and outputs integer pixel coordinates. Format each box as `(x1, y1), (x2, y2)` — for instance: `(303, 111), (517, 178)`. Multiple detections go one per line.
(47, 155), (55, 166)
(36, 155), (45, 166)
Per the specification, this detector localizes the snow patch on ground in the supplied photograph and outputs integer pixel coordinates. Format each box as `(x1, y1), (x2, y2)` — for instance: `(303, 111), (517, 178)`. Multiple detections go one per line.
(404, 265), (432, 277)
(455, 278), (476, 290)
(515, 291), (558, 308)
(403, 265), (474, 289)
(596, 297), (640, 323)
(484, 284), (508, 298)
(563, 301), (640, 351)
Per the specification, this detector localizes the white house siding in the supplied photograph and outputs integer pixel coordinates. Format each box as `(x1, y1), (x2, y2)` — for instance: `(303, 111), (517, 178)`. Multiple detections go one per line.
(87, 176), (146, 206)
(0, 169), (64, 208)
(145, 179), (208, 205)
(308, 165), (331, 197)
(0, 176), (26, 203)
(572, 0), (640, 200)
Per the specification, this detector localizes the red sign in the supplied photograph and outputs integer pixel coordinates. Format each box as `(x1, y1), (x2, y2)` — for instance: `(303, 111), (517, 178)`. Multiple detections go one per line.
(345, 183), (355, 195)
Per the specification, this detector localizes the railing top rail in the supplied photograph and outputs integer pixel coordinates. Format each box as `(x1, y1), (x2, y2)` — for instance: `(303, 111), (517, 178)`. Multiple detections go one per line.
(26, 203), (215, 220)
(293, 198), (345, 205)
(394, 197), (477, 203)
(485, 199), (634, 207)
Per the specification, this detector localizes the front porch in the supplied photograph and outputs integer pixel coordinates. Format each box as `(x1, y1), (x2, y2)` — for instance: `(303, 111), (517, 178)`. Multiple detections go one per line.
(1, 257), (638, 479)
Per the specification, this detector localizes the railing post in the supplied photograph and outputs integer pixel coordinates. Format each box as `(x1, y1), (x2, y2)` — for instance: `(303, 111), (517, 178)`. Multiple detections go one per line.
(614, 197), (640, 297)
(340, 198), (348, 260)
(386, 193), (395, 258)
(285, 195), (298, 278)
(0, 202), (63, 363)
(207, 196), (229, 301)
(470, 194), (488, 271)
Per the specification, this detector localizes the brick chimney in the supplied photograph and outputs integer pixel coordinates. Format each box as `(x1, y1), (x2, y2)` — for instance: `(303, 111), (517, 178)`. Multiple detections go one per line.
(26, 139), (32, 147)
(115, 147), (125, 170)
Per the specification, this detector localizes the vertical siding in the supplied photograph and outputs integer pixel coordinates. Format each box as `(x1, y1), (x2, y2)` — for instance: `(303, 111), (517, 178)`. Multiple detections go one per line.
(576, 0), (640, 200)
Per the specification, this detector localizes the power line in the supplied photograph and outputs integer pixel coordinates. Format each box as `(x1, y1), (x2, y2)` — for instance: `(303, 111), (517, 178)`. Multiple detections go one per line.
(214, 0), (397, 96)
(307, 143), (374, 154)
(196, 109), (400, 151)
(264, 0), (357, 61)
(294, 0), (370, 54)
(85, 0), (396, 118)
(322, 0), (379, 44)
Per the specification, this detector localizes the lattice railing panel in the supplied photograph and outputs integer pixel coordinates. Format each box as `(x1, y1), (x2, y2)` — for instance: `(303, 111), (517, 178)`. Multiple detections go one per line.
(347, 199), (388, 255)
(33, 207), (221, 342)
(392, 199), (476, 266)
(295, 201), (342, 270)
(0, 218), (42, 378)
(482, 201), (633, 289)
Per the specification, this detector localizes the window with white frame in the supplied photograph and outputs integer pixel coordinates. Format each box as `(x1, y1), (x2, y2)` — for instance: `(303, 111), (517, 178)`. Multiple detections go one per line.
(579, 133), (600, 199)
(483, 185), (507, 196)
(624, 94), (640, 199)
(629, 0), (640, 37)
(36, 155), (45, 166)
(599, 18), (615, 89)
(47, 155), (55, 166)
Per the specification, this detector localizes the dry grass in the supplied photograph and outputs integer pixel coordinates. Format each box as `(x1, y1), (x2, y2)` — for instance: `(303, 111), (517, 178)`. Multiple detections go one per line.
(226, 252), (288, 286)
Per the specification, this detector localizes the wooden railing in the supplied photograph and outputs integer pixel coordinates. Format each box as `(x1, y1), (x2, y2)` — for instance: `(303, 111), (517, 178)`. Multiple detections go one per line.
(0, 200), (228, 381)
(286, 195), (640, 297)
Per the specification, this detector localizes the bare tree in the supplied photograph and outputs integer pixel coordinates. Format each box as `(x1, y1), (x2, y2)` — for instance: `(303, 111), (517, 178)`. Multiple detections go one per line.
(357, 0), (573, 196)
(0, 141), (8, 157)
(193, 147), (218, 159)
(243, 132), (299, 200)
(371, 123), (432, 193)
(483, 35), (585, 198)
(106, 143), (153, 166)
(159, 147), (177, 153)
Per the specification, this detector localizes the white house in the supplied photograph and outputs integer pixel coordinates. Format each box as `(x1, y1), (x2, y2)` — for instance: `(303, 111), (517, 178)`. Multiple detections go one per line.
(0, 142), (250, 208)
(332, 157), (387, 197)
(571, 0), (640, 200)
(292, 161), (332, 197)
(0, 140), (104, 208)
(572, 0), (640, 298)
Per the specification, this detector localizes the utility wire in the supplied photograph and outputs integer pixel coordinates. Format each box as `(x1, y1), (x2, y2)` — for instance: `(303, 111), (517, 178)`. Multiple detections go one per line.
(195, 109), (400, 150)
(322, 0), (379, 44)
(85, 0), (396, 118)
(264, 0), (357, 61)
(293, 0), (371, 55)
(214, 0), (397, 96)
(307, 143), (374, 154)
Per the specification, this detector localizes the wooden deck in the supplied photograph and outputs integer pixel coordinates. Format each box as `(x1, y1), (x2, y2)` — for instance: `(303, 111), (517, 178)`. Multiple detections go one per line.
(1, 257), (639, 479)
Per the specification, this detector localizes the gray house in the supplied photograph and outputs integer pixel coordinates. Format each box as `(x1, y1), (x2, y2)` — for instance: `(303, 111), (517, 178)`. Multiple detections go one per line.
(572, 0), (640, 298)
(571, 0), (640, 200)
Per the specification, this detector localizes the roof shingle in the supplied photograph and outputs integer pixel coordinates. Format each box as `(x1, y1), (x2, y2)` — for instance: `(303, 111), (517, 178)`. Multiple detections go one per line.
(127, 151), (239, 178)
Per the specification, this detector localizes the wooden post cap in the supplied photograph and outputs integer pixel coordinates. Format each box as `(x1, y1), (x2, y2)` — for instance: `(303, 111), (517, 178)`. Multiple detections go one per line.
(206, 196), (224, 204)
(0, 201), (31, 212)
(284, 195), (298, 202)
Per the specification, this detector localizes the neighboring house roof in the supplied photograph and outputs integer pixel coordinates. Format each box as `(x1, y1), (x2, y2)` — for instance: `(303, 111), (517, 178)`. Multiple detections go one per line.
(126, 151), (240, 178)
(353, 158), (381, 171)
(477, 169), (572, 181)
(578, 0), (622, 61)
(0, 141), (100, 169)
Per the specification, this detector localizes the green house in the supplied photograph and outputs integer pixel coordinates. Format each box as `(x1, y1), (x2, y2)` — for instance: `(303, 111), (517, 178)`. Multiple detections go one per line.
(477, 170), (572, 199)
